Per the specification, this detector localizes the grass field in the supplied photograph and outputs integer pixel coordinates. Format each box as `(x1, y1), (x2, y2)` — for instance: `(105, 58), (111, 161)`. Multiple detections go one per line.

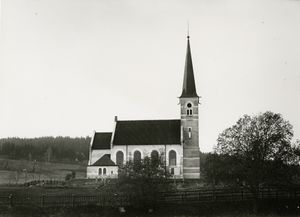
(0, 158), (86, 185)
(0, 206), (299, 217)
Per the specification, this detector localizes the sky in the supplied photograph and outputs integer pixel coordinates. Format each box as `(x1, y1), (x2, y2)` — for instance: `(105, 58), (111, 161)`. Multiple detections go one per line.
(0, 0), (299, 152)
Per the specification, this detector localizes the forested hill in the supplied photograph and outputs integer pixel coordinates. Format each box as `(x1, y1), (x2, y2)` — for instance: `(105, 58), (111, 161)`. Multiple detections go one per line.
(0, 137), (91, 163)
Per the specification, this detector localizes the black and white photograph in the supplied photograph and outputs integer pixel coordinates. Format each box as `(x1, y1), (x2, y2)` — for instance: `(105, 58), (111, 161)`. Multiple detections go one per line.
(0, 0), (300, 216)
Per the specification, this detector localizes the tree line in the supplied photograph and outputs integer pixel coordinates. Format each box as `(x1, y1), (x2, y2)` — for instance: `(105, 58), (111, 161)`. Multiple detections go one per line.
(0, 136), (90, 163)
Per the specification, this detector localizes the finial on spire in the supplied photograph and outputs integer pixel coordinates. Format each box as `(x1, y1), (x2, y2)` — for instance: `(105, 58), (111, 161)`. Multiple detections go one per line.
(187, 21), (190, 39)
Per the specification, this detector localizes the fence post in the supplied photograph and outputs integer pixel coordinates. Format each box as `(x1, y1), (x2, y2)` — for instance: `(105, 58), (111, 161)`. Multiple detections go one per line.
(72, 194), (75, 207)
(41, 194), (45, 207)
(241, 189), (244, 200)
(9, 194), (13, 207)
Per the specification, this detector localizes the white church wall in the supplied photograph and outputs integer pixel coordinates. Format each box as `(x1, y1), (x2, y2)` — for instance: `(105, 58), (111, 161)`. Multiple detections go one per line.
(86, 166), (118, 179)
(111, 144), (183, 177)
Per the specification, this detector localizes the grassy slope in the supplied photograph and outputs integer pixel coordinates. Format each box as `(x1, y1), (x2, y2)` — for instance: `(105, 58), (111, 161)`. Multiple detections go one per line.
(0, 158), (86, 185)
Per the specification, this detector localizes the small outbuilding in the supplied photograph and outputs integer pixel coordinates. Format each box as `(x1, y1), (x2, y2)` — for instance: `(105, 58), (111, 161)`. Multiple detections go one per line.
(86, 154), (118, 179)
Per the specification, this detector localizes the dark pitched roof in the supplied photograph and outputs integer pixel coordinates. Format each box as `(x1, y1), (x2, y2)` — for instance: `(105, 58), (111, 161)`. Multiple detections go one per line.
(92, 154), (116, 166)
(112, 119), (181, 145)
(91, 132), (112, 150)
(180, 36), (199, 98)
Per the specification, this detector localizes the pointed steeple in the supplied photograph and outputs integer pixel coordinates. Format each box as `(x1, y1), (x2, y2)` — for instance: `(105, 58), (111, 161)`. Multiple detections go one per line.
(180, 35), (198, 98)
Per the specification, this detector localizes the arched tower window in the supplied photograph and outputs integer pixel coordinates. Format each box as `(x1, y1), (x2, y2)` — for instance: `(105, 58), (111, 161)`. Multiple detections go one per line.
(169, 150), (177, 166)
(186, 103), (193, 116)
(133, 150), (141, 163)
(188, 127), (192, 139)
(98, 168), (102, 175)
(103, 168), (106, 175)
(116, 151), (124, 166)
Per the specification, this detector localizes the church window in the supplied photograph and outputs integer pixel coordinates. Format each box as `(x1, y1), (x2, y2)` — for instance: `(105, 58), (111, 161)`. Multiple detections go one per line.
(103, 168), (106, 175)
(98, 168), (102, 175)
(187, 109), (192, 116)
(188, 127), (192, 139)
(186, 103), (193, 116)
(171, 168), (175, 175)
(151, 150), (159, 160)
(116, 151), (124, 166)
(169, 150), (176, 166)
(151, 150), (159, 165)
(134, 150), (141, 163)
(187, 109), (193, 116)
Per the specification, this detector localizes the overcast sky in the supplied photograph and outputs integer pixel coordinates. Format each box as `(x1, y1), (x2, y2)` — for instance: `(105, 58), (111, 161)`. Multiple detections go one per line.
(1, 0), (299, 152)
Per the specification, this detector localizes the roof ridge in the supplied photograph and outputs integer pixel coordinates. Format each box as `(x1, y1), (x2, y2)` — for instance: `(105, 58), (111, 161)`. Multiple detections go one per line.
(116, 119), (180, 122)
(95, 132), (112, 134)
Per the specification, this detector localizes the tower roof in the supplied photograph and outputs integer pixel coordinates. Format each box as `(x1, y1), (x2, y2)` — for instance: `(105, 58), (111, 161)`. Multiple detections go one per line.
(180, 36), (198, 98)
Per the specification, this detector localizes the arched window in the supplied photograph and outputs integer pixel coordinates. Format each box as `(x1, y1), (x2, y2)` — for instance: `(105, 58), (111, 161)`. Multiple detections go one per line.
(133, 150), (141, 163)
(151, 150), (159, 165)
(98, 168), (102, 175)
(169, 150), (177, 166)
(188, 127), (192, 139)
(151, 150), (159, 160)
(187, 103), (193, 116)
(103, 168), (106, 175)
(116, 151), (124, 166)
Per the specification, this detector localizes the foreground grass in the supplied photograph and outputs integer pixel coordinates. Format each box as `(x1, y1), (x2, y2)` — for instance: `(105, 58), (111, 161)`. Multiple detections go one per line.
(0, 206), (299, 217)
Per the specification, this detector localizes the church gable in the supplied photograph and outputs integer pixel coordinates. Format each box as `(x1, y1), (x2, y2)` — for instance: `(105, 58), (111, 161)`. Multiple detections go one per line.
(92, 154), (116, 166)
(91, 132), (112, 150)
(112, 120), (181, 145)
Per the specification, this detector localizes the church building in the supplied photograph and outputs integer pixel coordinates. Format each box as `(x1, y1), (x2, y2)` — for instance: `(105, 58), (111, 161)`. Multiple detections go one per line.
(87, 35), (201, 179)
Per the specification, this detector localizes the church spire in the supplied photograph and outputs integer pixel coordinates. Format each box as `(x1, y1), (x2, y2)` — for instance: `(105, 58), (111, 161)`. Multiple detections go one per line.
(180, 35), (198, 98)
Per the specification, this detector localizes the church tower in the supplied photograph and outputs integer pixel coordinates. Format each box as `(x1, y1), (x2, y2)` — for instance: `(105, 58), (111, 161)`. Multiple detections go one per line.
(180, 35), (200, 179)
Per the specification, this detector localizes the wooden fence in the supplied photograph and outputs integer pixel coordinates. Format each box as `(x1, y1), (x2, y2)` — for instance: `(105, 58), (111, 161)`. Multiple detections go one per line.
(1, 187), (300, 208)
(160, 187), (300, 204)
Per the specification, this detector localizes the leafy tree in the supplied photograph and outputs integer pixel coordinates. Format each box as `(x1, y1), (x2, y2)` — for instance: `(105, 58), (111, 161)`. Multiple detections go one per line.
(215, 111), (299, 193)
(117, 155), (171, 209)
